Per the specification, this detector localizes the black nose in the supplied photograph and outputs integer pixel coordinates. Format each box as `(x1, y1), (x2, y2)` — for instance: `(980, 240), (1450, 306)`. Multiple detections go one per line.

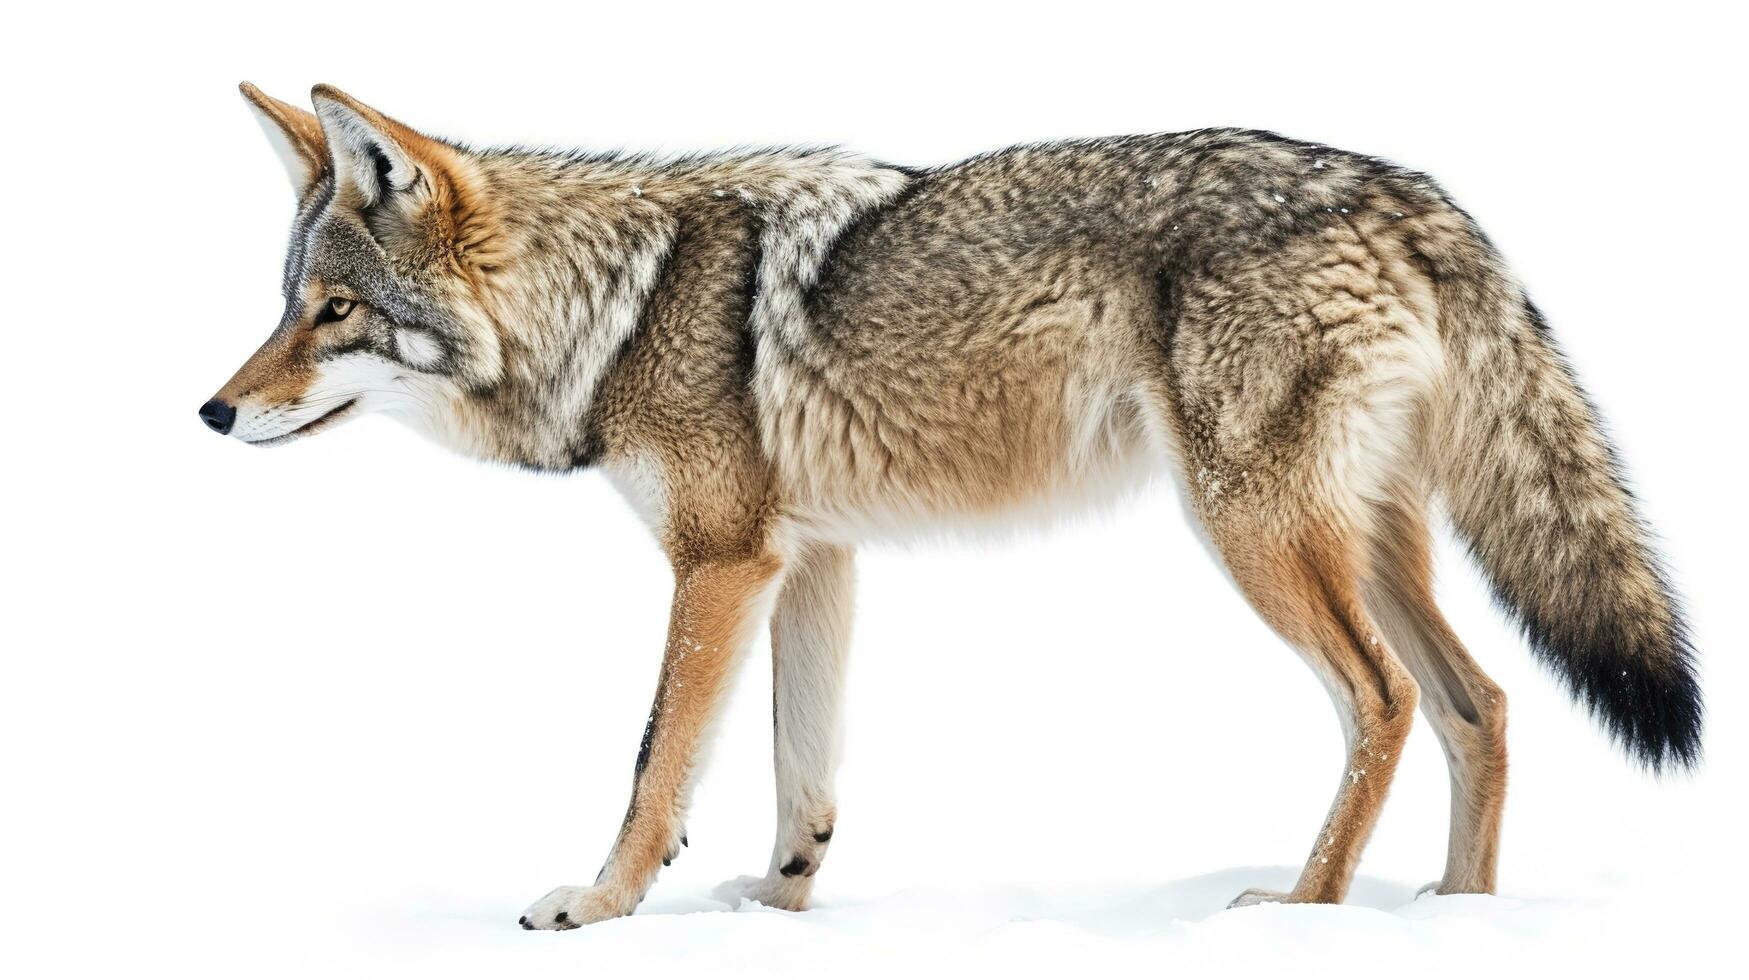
(199, 399), (236, 435)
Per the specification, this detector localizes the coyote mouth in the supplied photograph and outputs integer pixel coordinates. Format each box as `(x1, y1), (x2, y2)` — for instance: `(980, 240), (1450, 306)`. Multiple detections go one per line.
(246, 398), (358, 446)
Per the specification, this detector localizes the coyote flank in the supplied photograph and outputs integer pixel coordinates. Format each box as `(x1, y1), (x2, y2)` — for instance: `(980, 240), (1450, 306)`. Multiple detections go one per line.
(202, 83), (1702, 928)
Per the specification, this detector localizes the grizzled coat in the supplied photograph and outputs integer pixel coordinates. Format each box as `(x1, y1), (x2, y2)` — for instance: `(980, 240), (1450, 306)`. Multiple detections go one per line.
(205, 84), (1701, 929)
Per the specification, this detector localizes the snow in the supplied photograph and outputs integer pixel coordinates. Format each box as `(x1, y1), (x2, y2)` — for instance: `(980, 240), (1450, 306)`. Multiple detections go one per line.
(174, 871), (1722, 978)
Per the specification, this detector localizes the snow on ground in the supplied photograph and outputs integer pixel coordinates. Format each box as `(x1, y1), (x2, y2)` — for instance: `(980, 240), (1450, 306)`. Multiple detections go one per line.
(447, 879), (1711, 978)
(137, 868), (1726, 979)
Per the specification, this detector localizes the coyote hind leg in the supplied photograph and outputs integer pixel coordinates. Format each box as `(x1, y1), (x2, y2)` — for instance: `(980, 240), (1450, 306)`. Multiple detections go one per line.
(1208, 516), (1420, 907)
(1363, 503), (1507, 895)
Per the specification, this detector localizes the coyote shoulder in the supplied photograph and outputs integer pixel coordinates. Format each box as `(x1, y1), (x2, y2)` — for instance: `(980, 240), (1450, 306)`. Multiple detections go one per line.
(204, 83), (1701, 928)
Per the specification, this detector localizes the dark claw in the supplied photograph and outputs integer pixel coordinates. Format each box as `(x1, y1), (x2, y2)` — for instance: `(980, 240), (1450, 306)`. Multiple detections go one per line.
(662, 856), (671, 866)
(779, 856), (810, 877)
(680, 835), (688, 847)
(554, 910), (569, 924)
(519, 915), (532, 930)
(813, 828), (833, 843)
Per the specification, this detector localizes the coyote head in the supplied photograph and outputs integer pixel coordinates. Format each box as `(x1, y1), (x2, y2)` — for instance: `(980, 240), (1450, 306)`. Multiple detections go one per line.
(199, 84), (506, 449)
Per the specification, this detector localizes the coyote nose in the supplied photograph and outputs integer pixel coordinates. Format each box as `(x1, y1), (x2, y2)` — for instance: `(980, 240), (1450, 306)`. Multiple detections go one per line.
(199, 399), (236, 435)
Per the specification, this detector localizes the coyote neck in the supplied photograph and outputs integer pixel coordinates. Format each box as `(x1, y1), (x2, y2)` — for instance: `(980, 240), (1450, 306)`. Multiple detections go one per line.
(435, 150), (909, 474)
(434, 165), (678, 470)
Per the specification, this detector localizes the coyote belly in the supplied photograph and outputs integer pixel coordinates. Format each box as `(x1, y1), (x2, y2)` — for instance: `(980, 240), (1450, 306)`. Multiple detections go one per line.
(204, 84), (1702, 929)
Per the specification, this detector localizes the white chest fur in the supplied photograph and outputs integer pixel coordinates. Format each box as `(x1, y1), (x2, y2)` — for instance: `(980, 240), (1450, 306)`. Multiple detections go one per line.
(602, 451), (671, 534)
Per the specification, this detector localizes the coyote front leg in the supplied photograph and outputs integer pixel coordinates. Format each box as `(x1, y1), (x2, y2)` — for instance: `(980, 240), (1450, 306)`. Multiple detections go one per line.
(522, 555), (784, 930)
(717, 543), (855, 911)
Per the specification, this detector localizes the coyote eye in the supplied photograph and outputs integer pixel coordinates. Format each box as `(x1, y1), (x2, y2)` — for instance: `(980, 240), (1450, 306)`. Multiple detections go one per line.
(317, 297), (357, 325)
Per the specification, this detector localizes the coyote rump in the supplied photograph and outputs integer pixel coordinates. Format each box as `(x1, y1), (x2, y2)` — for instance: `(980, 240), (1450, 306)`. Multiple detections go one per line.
(202, 83), (1701, 928)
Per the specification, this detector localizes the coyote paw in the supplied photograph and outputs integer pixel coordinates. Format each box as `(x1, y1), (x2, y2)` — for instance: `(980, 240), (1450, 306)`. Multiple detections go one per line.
(1416, 878), (1490, 898)
(519, 884), (634, 930)
(712, 873), (813, 912)
(1227, 887), (1293, 909)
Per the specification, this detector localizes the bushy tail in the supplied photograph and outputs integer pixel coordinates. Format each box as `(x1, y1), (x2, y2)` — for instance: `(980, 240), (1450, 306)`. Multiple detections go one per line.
(1410, 207), (1702, 771)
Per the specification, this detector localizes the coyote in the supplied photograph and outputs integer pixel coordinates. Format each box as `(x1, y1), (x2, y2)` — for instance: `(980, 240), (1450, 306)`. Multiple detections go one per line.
(203, 83), (1701, 929)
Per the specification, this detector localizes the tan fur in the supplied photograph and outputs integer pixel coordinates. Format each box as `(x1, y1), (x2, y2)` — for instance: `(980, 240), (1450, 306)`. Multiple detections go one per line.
(238, 82), (327, 193)
(574, 555), (785, 924)
(1215, 522), (1418, 906)
(210, 90), (1700, 928)
(214, 323), (318, 411)
(1364, 501), (1506, 895)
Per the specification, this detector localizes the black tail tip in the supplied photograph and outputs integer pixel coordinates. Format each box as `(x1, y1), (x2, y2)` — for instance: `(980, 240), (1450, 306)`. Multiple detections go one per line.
(1562, 636), (1703, 774)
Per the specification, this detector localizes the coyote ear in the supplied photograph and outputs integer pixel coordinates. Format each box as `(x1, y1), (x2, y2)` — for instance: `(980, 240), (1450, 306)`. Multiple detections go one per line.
(309, 84), (431, 210)
(240, 82), (327, 196)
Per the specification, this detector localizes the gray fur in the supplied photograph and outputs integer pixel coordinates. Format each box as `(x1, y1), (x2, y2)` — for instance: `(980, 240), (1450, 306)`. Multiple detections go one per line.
(209, 88), (1699, 927)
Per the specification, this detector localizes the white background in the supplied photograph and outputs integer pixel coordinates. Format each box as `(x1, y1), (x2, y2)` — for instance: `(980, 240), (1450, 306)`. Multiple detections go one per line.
(3, 2), (1744, 976)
